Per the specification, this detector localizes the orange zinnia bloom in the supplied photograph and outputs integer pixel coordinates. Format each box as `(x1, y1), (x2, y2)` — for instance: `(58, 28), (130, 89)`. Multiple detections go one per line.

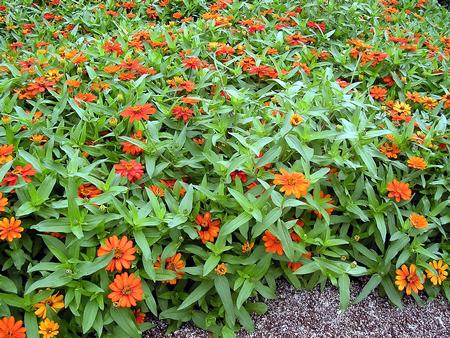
(425, 260), (448, 286)
(0, 193), (8, 212)
(409, 213), (428, 229)
(78, 184), (102, 199)
(195, 212), (220, 244)
(370, 86), (387, 101)
(34, 293), (64, 319)
(215, 263), (227, 275)
(407, 156), (427, 170)
(108, 272), (144, 307)
(387, 179), (411, 203)
(313, 191), (335, 219)
(0, 316), (27, 338)
(154, 253), (185, 284)
(120, 103), (156, 123)
(273, 169), (310, 198)
(38, 318), (59, 338)
(97, 235), (136, 272)
(288, 262), (303, 272)
(121, 130), (146, 156)
(0, 144), (14, 164)
(241, 241), (254, 253)
(0, 217), (24, 242)
(150, 184), (165, 197)
(395, 264), (424, 295)
(379, 142), (401, 159)
(133, 309), (146, 324)
(262, 230), (283, 256)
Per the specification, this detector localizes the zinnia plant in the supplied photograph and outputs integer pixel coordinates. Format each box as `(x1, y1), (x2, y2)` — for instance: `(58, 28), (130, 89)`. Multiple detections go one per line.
(0, 0), (449, 337)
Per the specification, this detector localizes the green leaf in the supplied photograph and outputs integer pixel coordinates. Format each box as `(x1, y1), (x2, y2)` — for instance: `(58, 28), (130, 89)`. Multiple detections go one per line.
(75, 251), (114, 278)
(178, 281), (214, 310)
(110, 307), (140, 337)
(203, 255), (220, 276)
(25, 270), (72, 295)
(82, 301), (99, 333)
(381, 277), (403, 308)
(285, 134), (314, 162)
(236, 280), (255, 309)
(0, 276), (17, 293)
(354, 274), (382, 304)
(220, 212), (252, 236)
(338, 274), (350, 310)
(214, 276), (236, 327)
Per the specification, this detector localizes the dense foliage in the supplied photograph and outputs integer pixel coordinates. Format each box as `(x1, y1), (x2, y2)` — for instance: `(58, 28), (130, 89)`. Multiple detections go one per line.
(0, 0), (449, 337)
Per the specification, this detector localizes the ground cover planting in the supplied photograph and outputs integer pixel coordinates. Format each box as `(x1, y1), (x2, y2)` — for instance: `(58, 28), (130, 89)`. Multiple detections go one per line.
(0, 0), (449, 337)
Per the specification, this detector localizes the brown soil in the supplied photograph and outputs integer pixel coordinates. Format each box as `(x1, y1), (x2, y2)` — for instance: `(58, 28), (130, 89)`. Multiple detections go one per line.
(143, 279), (450, 338)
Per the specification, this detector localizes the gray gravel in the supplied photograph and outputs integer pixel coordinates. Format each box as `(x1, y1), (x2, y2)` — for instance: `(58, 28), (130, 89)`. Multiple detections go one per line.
(144, 279), (450, 338)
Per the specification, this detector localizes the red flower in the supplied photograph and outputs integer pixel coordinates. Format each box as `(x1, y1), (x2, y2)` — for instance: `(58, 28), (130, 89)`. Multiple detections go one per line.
(121, 130), (146, 156)
(231, 170), (247, 182)
(121, 104), (156, 123)
(307, 21), (326, 32)
(2, 164), (36, 186)
(172, 105), (194, 122)
(115, 160), (144, 182)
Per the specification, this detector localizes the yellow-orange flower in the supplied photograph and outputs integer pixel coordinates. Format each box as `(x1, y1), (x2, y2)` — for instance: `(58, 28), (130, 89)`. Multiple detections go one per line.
(108, 272), (144, 308)
(395, 264), (424, 295)
(0, 193), (8, 212)
(38, 319), (59, 338)
(0, 217), (24, 242)
(0, 144), (14, 164)
(379, 142), (401, 159)
(34, 293), (64, 319)
(241, 241), (254, 253)
(273, 169), (310, 198)
(215, 263), (228, 275)
(290, 114), (303, 126)
(425, 260), (448, 285)
(392, 101), (411, 115)
(409, 213), (428, 229)
(407, 156), (427, 170)
(386, 179), (411, 203)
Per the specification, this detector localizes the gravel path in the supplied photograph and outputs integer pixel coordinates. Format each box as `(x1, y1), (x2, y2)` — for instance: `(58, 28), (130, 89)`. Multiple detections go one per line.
(144, 279), (450, 338)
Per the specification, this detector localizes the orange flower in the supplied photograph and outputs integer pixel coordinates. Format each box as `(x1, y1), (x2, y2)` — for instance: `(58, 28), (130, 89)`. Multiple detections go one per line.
(154, 253), (185, 285)
(407, 156), (427, 170)
(241, 241), (254, 253)
(370, 86), (387, 101)
(379, 142), (401, 159)
(108, 272), (144, 307)
(97, 235), (136, 272)
(395, 264), (424, 295)
(0, 144), (14, 164)
(409, 213), (428, 229)
(120, 104), (156, 123)
(150, 184), (165, 197)
(288, 262), (303, 272)
(215, 263), (227, 275)
(78, 184), (102, 199)
(262, 230), (283, 256)
(0, 217), (24, 242)
(0, 193), (8, 212)
(38, 318), (59, 338)
(425, 260), (448, 286)
(273, 169), (310, 198)
(0, 316), (27, 338)
(121, 130), (146, 156)
(386, 179), (411, 202)
(313, 191), (335, 219)
(195, 212), (220, 244)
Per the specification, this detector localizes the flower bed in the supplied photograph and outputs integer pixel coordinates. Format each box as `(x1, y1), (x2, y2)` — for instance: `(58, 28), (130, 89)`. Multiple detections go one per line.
(0, 0), (449, 337)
